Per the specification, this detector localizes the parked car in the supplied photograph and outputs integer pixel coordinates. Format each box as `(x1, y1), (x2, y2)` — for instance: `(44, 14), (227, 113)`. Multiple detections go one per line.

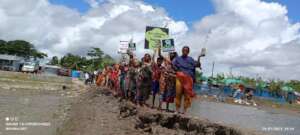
(58, 68), (71, 76)
(22, 61), (39, 73)
(42, 65), (61, 76)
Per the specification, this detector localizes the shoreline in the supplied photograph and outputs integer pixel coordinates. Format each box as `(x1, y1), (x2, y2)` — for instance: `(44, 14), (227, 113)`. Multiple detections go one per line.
(195, 95), (300, 117)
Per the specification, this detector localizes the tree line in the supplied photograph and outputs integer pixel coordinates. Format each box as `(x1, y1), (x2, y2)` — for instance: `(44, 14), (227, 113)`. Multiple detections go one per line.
(0, 39), (47, 59)
(49, 47), (115, 71)
(210, 73), (300, 93)
(0, 39), (115, 71)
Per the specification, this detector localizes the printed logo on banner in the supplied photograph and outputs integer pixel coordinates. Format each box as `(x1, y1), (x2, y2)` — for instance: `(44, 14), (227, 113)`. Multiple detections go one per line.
(128, 43), (136, 51)
(145, 26), (169, 50)
(161, 38), (175, 52)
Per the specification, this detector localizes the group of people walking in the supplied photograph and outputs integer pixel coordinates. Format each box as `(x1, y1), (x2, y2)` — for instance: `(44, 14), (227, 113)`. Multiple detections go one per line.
(95, 46), (201, 114)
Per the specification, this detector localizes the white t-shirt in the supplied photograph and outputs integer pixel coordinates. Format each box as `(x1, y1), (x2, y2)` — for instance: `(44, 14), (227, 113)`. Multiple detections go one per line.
(85, 73), (89, 79)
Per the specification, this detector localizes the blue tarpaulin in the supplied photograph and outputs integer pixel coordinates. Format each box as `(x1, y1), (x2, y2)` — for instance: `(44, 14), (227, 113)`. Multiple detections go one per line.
(71, 70), (80, 78)
(195, 84), (293, 103)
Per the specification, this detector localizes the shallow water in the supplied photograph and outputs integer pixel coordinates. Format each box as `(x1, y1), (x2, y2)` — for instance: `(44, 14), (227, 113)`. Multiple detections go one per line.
(188, 100), (300, 135)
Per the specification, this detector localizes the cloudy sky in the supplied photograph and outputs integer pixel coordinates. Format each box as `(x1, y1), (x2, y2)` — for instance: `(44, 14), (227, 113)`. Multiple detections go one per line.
(0, 0), (300, 80)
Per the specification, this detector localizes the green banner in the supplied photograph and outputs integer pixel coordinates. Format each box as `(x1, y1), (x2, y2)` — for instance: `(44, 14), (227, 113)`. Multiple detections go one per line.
(145, 26), (169, 49)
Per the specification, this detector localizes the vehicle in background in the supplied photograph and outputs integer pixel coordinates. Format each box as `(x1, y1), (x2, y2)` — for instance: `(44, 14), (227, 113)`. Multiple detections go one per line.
(42, 65), (61, 76)
(58, 68), (71, 77)
(22, 61), (40, 73)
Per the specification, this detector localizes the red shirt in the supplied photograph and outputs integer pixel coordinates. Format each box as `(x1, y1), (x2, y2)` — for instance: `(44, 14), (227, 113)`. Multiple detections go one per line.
(152, 64), (163, 81)
(111, 70), (119, 80)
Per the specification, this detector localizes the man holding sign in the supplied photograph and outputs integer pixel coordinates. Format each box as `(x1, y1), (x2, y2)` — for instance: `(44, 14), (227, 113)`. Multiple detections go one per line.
(172, 46), (201, 114)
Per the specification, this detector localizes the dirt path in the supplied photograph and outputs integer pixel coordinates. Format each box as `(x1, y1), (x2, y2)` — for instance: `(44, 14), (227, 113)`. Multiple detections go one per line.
(57, 87), (143, 135)
(58, 87), (260, 135)
(0, 71), (86, 135)
(0, 87), (80, 135)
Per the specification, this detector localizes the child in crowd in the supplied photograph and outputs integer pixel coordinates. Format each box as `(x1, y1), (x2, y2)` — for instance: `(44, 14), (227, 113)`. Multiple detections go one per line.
(151, 57), (164, 108)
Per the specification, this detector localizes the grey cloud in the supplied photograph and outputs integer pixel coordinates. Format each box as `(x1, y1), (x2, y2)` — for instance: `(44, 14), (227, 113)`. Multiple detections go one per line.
(0, 0), (300, 80)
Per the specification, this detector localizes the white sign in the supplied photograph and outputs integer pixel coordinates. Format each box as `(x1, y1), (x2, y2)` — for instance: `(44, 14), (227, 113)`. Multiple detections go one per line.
(118, 41), (129, 54)
(200, 48), (206, 57)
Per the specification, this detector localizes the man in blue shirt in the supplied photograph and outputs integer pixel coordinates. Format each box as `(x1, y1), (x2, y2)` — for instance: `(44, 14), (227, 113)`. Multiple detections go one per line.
(172, 46), (201, 114)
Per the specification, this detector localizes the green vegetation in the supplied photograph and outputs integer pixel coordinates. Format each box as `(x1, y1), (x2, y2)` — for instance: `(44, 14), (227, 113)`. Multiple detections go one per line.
(49, 56), (59, 65)
(200, 73), (300, 93)
(286, 80), (300, 92)
(0, 39), (115, 72)
(0, 39), (47, 59)
(49, 47), (115, 71)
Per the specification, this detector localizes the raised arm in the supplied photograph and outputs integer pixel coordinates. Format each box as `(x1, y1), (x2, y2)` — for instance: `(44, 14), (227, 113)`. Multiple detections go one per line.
(172, 57), (179, 71)
(158, 46), (162, 58)
(195, 56), (202, 69)
(152, 48), (156, 64)
(127, 50), (134, 66)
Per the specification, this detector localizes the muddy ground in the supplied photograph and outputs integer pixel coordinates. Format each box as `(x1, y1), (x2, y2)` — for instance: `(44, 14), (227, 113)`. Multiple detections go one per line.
(0, 71), (260, 135)
(57, 87), (143, 135)
(58, 87), (260, 135)
(0, 71), (85, 135)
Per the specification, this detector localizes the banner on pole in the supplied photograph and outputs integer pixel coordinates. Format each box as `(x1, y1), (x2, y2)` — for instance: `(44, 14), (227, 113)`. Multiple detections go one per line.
(161, 38), (175, 52)
(145, 26), (169, 49)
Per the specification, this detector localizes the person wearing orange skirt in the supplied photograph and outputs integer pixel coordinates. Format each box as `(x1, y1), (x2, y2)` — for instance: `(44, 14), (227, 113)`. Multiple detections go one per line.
(172, 46), (201, 114)
(111, 64), (120, 96)
(96, 72), (105, 86)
